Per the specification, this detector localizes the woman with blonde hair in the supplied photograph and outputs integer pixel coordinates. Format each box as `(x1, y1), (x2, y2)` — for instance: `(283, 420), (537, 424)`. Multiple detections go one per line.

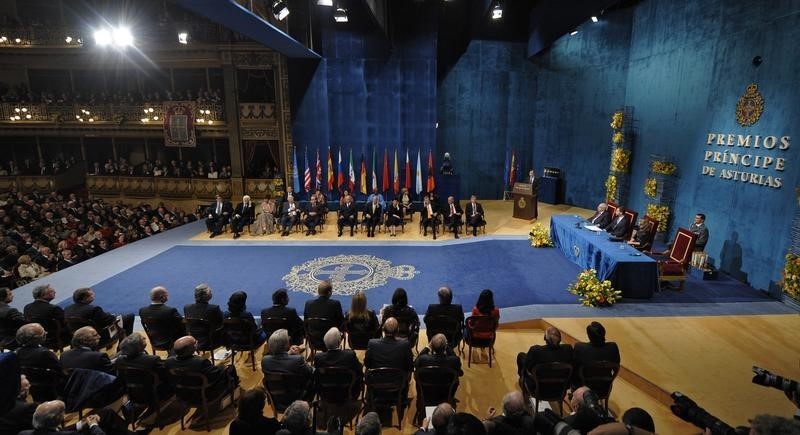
(344, 290), (380, 348)
(17, 254), (49, 280)
(252, 197), (276, 235)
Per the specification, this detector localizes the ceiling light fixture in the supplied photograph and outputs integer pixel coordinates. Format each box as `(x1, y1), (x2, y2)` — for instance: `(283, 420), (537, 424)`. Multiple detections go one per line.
(272, 0), (290, 20)
(317, 0), (333, 6)
(491, 2), (503, 20)
(334, 6), (349, 23)
(570, 29), (579, 36)
(65, 36), (73, 43)
(112, 27), (133, 47)
(591, 16), (598, 22)
(178, 32), (189, 44)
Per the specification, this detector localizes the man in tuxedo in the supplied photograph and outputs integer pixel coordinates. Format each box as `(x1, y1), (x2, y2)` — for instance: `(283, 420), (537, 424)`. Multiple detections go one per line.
(363, 195), (382, 238)
(303, 280), (344, 329)
(444, 196), (463, 239)
(314, 327), (363, 397)
(528, 169), (537, 185)
(183, 283), (224, 350)
(230, 195), (255, 239)
(60, 326), (114, 374)
(465, 195), (485, 237)
(587, 203), (611, 228)
(516, 326), (574, 379)
(572, 321), (620, 388)
(165, 336), (239, 404)
(303, 195), (323, 236)
(261, 329), (313, 402)
(24, 285), (69, 345)
(206, 194), (232, 238)
(364, 317), (413, 397)
(338, 194), (357, 237)
(280, 195), (300, 237)
(64, 288), (134, 344)
(139, 286), (184, 350)
(116, 333), (173, 400)
(423, 286), (464, 344)
(606, 207), (629, 238)
(421, 196), (439, 240)
(415, 333), (463, 376)
(0, 287), (27, 348)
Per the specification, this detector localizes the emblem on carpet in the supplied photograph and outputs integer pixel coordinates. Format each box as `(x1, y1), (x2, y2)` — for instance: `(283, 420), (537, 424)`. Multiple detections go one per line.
(282, 254), (418, 295)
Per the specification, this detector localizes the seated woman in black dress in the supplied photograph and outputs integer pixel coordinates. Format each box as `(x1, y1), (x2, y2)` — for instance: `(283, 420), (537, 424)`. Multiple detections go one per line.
(381, 288), (420, 345)
(224, 291), (266, 347)
(627, 218), (654, 252)
(344, 290), (380, 348)
(385, 198), (403, 237)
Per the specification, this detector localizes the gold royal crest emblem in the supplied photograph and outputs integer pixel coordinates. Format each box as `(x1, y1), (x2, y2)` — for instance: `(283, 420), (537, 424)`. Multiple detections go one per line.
(735, 83), (764, 127)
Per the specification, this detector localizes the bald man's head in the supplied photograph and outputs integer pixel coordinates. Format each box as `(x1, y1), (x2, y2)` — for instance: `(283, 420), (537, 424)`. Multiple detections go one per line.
(430, 333), (448, 355)
(324, 327), (342, 351)
(431, 403), (454, 432)
(383, 317), (398, 337)
(32, 400), (66, 430)
(16, 323), (45, 346)
(544, 327), (562, 347)
(571, 386), (591, 411)
(501, 391), (527, 418)
(173, 336), (197, 358)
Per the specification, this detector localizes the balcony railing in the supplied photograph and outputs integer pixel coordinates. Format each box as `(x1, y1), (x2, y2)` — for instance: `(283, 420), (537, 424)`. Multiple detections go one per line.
(86, 175), (284, 201)
(0, 102), (225, 126)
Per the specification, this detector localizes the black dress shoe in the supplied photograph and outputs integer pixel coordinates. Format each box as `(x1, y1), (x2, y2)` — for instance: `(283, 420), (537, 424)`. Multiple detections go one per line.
(350, 230), (354, 236)
(233, 233), (240, 239)
(433, 234), (437, 240)
(338, 231), (342, 237)
(473, 229), (477, 236)
(455, 233), (459, 239)
(209, 233), (216, 238)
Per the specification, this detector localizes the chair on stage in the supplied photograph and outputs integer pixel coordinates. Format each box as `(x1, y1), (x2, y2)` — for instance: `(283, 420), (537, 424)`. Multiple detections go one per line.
(656, 228), (698, 290)
(639, 215), (659, 252)
(622, 209), (638, 241)
(606, 201), (619, 217)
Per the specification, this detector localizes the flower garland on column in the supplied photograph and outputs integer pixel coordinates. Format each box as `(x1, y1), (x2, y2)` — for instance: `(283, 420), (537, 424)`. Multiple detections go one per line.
(606, 110), (631, 203)
(644, 157), (677, 233)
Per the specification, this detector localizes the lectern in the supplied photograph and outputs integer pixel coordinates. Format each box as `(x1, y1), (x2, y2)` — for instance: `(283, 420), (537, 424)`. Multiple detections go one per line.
(512, 182), (538, 220)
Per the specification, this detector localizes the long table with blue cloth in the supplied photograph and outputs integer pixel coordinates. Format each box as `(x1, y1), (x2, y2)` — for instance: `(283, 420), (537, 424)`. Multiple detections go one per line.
(550, 214), (658, 299)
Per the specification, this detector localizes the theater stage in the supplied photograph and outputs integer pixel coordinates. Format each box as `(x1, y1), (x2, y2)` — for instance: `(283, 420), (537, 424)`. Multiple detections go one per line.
(10, 200), (798, 434)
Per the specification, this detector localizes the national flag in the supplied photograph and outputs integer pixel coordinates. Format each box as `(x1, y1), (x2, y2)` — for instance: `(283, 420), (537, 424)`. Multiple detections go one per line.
(359, 153), (368, 195)
(303, 149), (312, 193)
(426, 149), (436, 192)
(292, 147), (300, 194)
(348, 149), (355, 192)
(415, 149), (423, 194)
(393, 149), (400, 194)
(382, 148), (390, 192)
(315, 149), (322, 190)
(509, 149), (517, 188)
(503, 148), (510, 190)
(327, 147), (334, 191)
(337, 148), (344, 192)
(371, 148), (377, 191)
(405, 149), (411, 190)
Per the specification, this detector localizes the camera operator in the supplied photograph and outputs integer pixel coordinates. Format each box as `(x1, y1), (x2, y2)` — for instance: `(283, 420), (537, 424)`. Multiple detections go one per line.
(482, 391), (535, 435)
(562, 387), (615, 433)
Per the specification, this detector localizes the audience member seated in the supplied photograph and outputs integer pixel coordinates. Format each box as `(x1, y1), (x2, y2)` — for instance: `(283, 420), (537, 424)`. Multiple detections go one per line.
(224, 291), (266, 346)
(279, 400), (342, 435)
(0, 375), (36, 434)
(206, 194), (232, 238)
(482, 391), (535, 435)
(415, 403), (454, 435)
(304, 280), (344, 329)
(60, 326), (115, 374)
(165, 336), (239, 402)
(606, 207), (629, 239)
(587, 203), (612, 228)
(364, 318), (413, 399)
(355, 411), (381, 435)
(19, 399), (131, 435)
(344, 290), (380, 347)
(472, 289), (499, 321)
(64, 287), (134, 344)
(423, 286), (464, 344)
(0, 287), (26, 348)
(381, 288), (420, 343)
(138, 286), (184, 350)
(16, 254), (49, 280)
(627, 218), (654, 251)
(115, 332), (174, 400)
(184, 283), (224, 350)
(338, 195), (357, 237)
(572, 321), (620, 388)
(415, 333), (463, 381)
(516, 326), (574, 378)
(564, 386), (614, 433)
(230, 195), (255, 239)
(24, 284), (69, 344)
(261, 329), (313, 402)
(465, 195), (486, 237)
(314, 327), (364, 398)
(230, 388), (281, 435)
(15, 323), (62, 372)
(261, 288), (304, 346)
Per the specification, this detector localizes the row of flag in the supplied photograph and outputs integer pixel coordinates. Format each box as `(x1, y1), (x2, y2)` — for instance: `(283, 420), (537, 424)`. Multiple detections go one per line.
(292, 147), (437, 195)
(503, 148), (522, 189)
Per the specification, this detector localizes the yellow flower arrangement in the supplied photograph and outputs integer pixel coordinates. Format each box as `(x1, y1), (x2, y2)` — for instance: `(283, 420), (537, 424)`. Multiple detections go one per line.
(528, 223), (554, 248)
(568, 269), (622, 307)
(783, 253), (800, 300)
(610, 112), (624, 130)
(612, 132), (625, 145)
(650, 161), (677, 175)
(646, 203), (669, 232)
(610, 148), (630, 173)
(605, 175), (617, 202)
(644, 178), (658, 198)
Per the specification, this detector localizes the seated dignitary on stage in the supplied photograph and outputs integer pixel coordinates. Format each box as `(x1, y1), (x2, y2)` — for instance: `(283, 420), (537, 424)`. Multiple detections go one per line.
(366, 187), (386, 209)
(252, 198), (277, 235)
(206, 194), (233, 238)
(516, 326), (573, 378)
(303, 195), (323, 236)
(64, 287), (134, 342)
(224, 291), (267, 346)
(261, 288), (304, 345)
(138, 286), (184, 349)
(115, 332), (174, 400)
(587, 203), (612, 228)
(362, 195), (382, 238)
(399, 187), (414, 219)
(0, 287), (27, 348)
(183, 283), (224, 349)
(465, 195), (485, 237)
(421, 196), (440, 240)
(572, 321), (620, 388)
(605, 207), (629, 239)
(444, 196), (463, 239)
(24, 284), (70, 345)
(364, 317), (413, 399)
(423, 286), (464, 344)
(338, 194), (357, 237)
(385, 198), (403, 237)
(261, 329), (313, 402)
(304, 280), (344, 329)
(230, 195), (256, 239)
(627, 218), (654, 251)
(314, 327), (364, 396)
(280, 195), (300, 236)
(165, 336), (239, 401)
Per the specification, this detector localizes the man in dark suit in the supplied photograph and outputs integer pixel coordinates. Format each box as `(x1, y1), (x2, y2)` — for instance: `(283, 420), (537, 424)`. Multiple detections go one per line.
(139, 286), (184, 351)
(587, 203), (612, 228)
(165, 335), (239, 401)
(19, 400), (105, 435)
(516, 326), (574, 380)
(415, 333), (463, 376)
(303, 195), (323, 236)
(338, 194), (357, 237)
(303, 280), (344, 329)
(465, 195), (485, 237)
(444, 196), (463, 239)
(64, 288), (134, 345)
(0, 375), (37, 434)
(261, 329), (313, 402)
(483, 391), (536, 435)
(183, 283), (224, 350)
(15, 323), (62, 372)
(362, 196), (382, 238)
(116, 332), (173, 400)
(0, 287), (27, 348)
(60, 326), (115, 374)
(606, 207), (629, 238)
(24, 284), (70, 346)
(230, 195), (255, 239)
(206, 194), (232, 238)
(421, 196), (439, 240)
(261, 289), (304, 345)
(279, 195), (300, 237)
(423, 286), (464, 345)
(572, 321), (620, 388)
(314, 327), (363, 397)
(364, 317), (413, 397)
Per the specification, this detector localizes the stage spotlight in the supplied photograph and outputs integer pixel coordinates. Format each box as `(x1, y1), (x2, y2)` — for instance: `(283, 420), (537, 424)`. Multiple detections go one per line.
(317, 0), (333, 5)
(272, 0), (290, 20)
(178, 31), (189, 44)
(65, 36), (73, 43)
(112, 27), (133, 47)
(491, 2), (503, 19)
(569, 29), (579, 36)
(334, 6), (349, 22)
(14, 38), (21, 43)
(0, 36), (7, 43)
(591, 16), (598, 22)
(94, 29), (112, 46)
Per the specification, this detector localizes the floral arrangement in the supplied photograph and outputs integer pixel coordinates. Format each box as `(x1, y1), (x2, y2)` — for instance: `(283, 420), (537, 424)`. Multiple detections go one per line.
(610, 111), (624, 130)
(612, 132), (625, 145)
(610, 148), (630, 173)
(605, 175), (617, 202)
(783, 253), (800, 300)
(646, 203), (669, 232)
(650, 161), (677, 175)
(568, 269), (622, 307)
(528, 223), (554, 247)
(644, 178), (658, 198)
